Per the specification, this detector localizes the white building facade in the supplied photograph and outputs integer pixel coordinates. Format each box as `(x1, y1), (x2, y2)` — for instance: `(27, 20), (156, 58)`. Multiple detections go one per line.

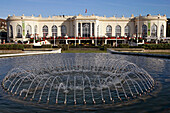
(7, 14), (167, 45)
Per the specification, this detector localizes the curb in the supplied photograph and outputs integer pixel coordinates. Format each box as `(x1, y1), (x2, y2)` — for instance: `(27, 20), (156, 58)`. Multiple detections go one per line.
(107, 49), (170, 59)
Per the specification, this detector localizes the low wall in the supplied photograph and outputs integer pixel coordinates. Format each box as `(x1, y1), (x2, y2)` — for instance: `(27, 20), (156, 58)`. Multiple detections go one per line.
(69, 48), (100, 51)
(110, 48), (170, 53)
(23, 48), (56, 51)
(144, 50), (170, 52)
(112, 48), (144, 52)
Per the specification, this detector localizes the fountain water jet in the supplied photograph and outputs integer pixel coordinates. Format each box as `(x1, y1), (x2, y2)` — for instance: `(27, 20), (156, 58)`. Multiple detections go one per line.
(2, 57), (155, 106)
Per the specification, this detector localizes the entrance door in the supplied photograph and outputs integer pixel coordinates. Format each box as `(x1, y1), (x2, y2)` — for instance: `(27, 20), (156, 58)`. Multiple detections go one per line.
(82, 23), (90, 37)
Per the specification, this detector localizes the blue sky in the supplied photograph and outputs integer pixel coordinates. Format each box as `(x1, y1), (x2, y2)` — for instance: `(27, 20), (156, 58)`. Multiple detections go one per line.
(0, 0), (170, 19)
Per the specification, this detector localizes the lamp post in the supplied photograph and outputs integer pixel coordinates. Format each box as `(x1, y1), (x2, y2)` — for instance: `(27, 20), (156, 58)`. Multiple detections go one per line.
(137, 15), (140, 46)
(115, 14), (118, 47)
(75, 36), (76, 46)
(54, 35), (56, 46)
(33, 34), (35, 44)
(116, 35), (118, 47)
(95, 37), (97, 46)
(157, 16), (160, 44)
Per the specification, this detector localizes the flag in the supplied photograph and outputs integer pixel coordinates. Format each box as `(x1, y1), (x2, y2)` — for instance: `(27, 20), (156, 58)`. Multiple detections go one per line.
(85, 9), (87, 13)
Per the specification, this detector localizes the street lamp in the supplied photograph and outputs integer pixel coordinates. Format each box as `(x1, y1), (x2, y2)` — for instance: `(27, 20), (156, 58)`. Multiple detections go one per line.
(95, 37), (97, 46)
(137, 15), (140, 46)
(157, 16), (160, 44)
(116, 35), (118, 47)
(54, 35), (56, 46)
(33, 34), (35, 44)
(75, 36), (76, 46)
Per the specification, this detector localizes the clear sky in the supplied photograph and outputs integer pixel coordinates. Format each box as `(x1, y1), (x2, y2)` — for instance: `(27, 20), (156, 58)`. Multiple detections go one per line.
(0, 0), (170, 19)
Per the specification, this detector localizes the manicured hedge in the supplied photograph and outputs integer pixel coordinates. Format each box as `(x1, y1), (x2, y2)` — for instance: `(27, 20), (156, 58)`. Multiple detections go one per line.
(41, 44), (52, 48)
(0, 43), (170, 50)
(129, 45), (144, 48)
(58, 44), (69, 50)
(99, 44), (112, 50)
(117, 44), (130, 48)
(144, 44), (170, 49)
(0, 44), (24, 50)
(23, 44), (33, 48)
(69, 45), (99, 48)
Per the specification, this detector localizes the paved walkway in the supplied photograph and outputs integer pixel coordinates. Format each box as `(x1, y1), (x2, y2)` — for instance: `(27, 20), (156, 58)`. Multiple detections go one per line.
(107, 48), (170, 59)
(0, 49), (61, 58)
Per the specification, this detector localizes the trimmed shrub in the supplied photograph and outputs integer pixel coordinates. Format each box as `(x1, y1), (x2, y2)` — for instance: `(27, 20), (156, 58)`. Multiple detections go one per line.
(69, 45), (99, 48)
(100, 44), (112, 50)
(58, 44), (69, 50)
(144, 44), (170, 49)
(129, 45), (144, 48)
(117, 44), (129, 48)
(41, 44), (52, 48)
(0, 44), (24, 50)
(23, 44), (33, 48)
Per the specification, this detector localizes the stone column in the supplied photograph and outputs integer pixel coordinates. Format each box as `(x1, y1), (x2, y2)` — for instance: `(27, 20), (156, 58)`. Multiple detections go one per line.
(74, 21), (78, 46)
(49, 25), (52, 38)
(13, 24), (16, 41)
(105, 39), (107, 44)
(58, 26), (61, 37)
(92, 40), (94, 44)
(90, 22), (92, 37)
(66, 39), (68, 44)
(75, 21), (78, 37)
(22, 21), (25, 41)
(157, 21), (160, 40)
(164, 23), (167, 37)
(94, 22), (97, 37)
(94, 23), (97, 46)
(70, 21), (73, 36)
(121, 25), (125, 37)
(79, 40), (81, 44)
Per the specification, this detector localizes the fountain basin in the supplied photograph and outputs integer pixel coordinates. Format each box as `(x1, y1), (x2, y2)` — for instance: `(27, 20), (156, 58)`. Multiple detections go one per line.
(2, 57), (154, 105)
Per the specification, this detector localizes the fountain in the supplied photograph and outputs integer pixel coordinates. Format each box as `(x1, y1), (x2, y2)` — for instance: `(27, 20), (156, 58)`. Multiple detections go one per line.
(2, 56), (155, 106)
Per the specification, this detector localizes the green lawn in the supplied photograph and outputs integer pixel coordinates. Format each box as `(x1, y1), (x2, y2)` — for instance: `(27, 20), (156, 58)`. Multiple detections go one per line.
(62, 49), (107, 53)
(142, 52), (170, 55)
(0, 53), (18, 55)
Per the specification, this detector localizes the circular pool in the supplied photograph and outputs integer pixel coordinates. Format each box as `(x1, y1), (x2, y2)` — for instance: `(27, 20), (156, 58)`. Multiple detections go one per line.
(2, 57), (154, 105)
(0, 53), (169, 112)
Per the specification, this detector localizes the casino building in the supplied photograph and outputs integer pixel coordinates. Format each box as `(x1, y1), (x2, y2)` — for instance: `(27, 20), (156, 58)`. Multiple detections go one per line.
(6, 14), (167, 45)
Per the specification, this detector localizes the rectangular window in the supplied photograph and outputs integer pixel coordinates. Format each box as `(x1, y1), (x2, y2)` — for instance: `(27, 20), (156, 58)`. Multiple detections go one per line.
(92, 23), (94, 36)
(78, 23), (81, 36)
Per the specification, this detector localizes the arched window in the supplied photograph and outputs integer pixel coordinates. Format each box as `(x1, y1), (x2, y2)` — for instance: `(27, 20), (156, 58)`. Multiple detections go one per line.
(61, 25), (67, 37)
(16, 25), (22, 38)
(151, 24), (157, 37)
(142, 24), (147, 38)
(52, 25), (57, 37)
(135, 25), (138, 37)
(124, 25), (130, 37)
(106, 25), (112, 37)
(43, 25), (48, 37)
(9, 25), (13, 38)
(82, 23), (90, 37)
(78, 23), (81, 36)
(34, 25), (37, 35)
(26, 25), (32, 38)
(160, 25), (164, 37)
(115, 25), (121, 37)
(73, 25), (75, 36)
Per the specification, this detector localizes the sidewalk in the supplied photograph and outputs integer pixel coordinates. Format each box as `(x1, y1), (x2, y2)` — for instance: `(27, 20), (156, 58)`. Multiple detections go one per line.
(0, 48), (61, 58)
